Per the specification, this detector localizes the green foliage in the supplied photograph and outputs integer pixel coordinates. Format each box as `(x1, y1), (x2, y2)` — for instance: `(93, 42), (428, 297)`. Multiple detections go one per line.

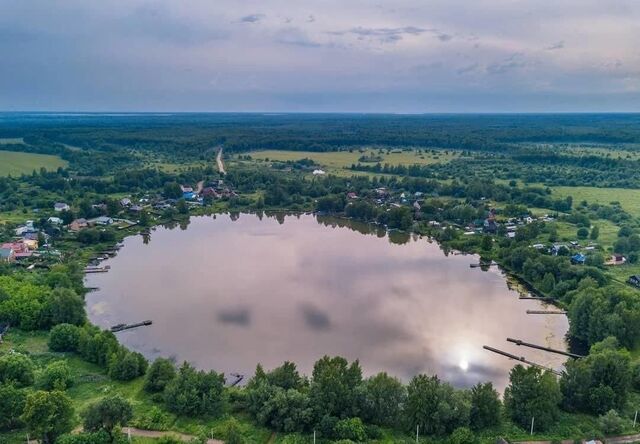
(405, 374), (470, 436)
(334, 417), (367, 442)
(107, 348), (147, 381)
(21, 390), (74, 444)
(0, 352), (35, 387)
(359, 372), (406, 428)
(310, 356), (363, 420)
(449, 427), (477, 444)
(164, 361), (225, 417)
(131, 406), (172, 431)
(577, 227), (589, 239)
(83, 395), (133, 438)
(44, 287), (86, 326)
(49, 323), (81, 352)
(560, 338), (631, 414)
(590, 225), (600, 240)
(599, 409), (626, 435)
(504, 365), (561, 432)
(144, 358), (177, 393)
(469, 382), (501, 431)
(0, 383), (27, 430)
(40, 360), (74, 391)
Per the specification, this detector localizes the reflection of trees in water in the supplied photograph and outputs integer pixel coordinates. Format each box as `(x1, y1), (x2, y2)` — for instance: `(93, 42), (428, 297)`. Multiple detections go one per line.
(142, 232), (151, 245)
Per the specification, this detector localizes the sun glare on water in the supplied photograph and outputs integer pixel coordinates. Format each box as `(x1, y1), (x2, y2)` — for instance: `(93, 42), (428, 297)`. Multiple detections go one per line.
(459, 359), (469, 371)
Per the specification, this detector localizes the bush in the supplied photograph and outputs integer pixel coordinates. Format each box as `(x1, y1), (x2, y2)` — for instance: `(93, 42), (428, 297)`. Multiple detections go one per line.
(449, 427), (477, 444)
(131, 406), (172, 431)
(577, 227), (589, 239)
(40, 361), (74, 391)
(144, 358), (176, 393)
(49, 324), (81, 352)
(599, 410), (626, 435)
(334, 418), (367, 442)
(0, 353), (35, 387)
(107, 349), (147, 381)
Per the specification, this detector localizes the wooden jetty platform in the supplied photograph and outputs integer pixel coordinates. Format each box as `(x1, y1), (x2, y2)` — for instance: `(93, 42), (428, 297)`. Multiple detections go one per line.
(84, 265), (110, 273)
(526, 309), (567, 315)
(229, 373), (244, 387)
(110, 320), (153, 333)
(506, 337), (584, 359)
(483, 345), (562, 376)
(519, 296), (555, 301)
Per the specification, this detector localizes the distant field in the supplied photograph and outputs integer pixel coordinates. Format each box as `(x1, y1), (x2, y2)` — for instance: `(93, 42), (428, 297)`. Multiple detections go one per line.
(248, 149), (459, 173)
(0, 150), (67, 176)
(0, 137), (25, 145)
(550, 186), (640, 218)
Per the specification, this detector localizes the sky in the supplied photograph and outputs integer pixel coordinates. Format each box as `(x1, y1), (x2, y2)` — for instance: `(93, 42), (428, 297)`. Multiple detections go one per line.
(1, 0), (639, 113)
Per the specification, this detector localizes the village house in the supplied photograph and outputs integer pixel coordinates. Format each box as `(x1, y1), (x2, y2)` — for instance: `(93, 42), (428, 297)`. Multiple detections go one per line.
(120, 197), (132, 207)
(15, 220), (36, 236)
(88, 216), (114, 226)
(201, 187), (220, 199)
(571, 253), (586, 265)
(180, 185), (193, 193)
(347, 192), (358, 199)
(69, 218), (88, 232)
(312, 169), (326, 175)
(607, 253), (626, 266)
(628, 275), (640, 288)
(0, 247), (15, 263)
(47, 216), (63, 225)
(54, 202), (70, 212)
(129, 204), (144, 213)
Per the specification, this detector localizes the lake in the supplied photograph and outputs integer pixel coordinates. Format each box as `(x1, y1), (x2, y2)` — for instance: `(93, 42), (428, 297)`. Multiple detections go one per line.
(85, 213), (568, 391)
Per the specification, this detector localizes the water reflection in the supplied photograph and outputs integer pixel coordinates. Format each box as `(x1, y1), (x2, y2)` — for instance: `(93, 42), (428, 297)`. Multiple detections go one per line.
(86, 213), (568, 391)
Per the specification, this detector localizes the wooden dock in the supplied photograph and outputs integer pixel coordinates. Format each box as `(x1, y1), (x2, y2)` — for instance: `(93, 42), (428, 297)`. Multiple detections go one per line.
(519, 296), (555, 301)
(526, 309), (567, 315)
(110, 320), (152, 332)
(483, 345), (562, 376)
(506, 337), (584, 359)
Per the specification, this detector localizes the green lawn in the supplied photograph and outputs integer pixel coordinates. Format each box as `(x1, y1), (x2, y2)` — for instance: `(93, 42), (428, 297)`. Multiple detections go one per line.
(248, 149), (459, 175)
(0, 150), (68, 176)
(550, 186), (640, 218)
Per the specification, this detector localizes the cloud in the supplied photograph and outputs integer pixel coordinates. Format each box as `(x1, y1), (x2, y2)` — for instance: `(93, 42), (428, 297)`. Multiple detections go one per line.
(545, 40), (565, 50)
(275, 27), (324, 48)
(331, 26), (428, 43)
(240, 13), (265, 23)
(456, 63), (480, 75)
(300, 303), (331, 331)
(217, 307), (251, 326)
(487, 53), (528, 75)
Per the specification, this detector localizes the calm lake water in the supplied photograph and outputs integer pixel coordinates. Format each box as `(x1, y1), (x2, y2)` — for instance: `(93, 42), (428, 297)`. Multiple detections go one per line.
(85, 213), (568, 391)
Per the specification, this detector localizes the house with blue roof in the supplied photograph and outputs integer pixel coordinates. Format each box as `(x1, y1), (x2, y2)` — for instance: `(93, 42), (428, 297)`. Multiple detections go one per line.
(571, 253), (586, 265)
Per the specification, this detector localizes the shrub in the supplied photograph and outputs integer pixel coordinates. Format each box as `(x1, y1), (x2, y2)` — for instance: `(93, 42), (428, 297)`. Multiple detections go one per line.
(144, 358), (176, 393)
(49, 324), (81, 352)
(334, 418), (367, 442)
(40, 361), (74, 391)
(0, 353), (35, 387)
(599, 410), (626, 435)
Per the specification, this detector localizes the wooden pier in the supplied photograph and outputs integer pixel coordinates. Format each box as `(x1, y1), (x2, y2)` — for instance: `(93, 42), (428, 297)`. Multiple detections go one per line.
(526, 309), (567, 315)
(519, 296), (555, 301)
(506, 337), (584, 359)
(483, 345), (562, 376)
(110, 320), (152, 332)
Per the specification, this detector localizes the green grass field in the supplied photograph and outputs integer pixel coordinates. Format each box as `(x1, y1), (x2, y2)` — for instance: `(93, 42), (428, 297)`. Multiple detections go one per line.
(550, 186), (640, 218)
(247, 149), (459, 175)
(0, 150), (68, 176)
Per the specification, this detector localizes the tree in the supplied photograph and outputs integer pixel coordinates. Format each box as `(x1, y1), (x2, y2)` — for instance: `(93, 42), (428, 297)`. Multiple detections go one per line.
(309, 356), (363, 420)
(480, 235), (493, 252)
(45, 287), (86, 326)
(144, 358), (177, 393)
(599, 410), (626, 435)
(0, 353), (35, 387)
(449, 427), (477, 444)
(504, 366), (560, 431)
(560, 339), (631, 415)
(577, 227), (589, 239)
(590, 225), (600, 240)
(139, 210), (150, 227)
(40, 361), (74, 391)
(405, 374), (470, 436)
(469, 382), (501, 430)
(163, 182), (183, 199)
(21, 390), (74, 444)
(0, 383), (26, 430)
(83, 395), (133, 441)
(107, 349), (147, 381)
(334, 417), (367, 442)
(359, 372), (406, 428)
(49, 323), (81, 352)
(164, 362), (225, 416)
(176, 199), (189, 215)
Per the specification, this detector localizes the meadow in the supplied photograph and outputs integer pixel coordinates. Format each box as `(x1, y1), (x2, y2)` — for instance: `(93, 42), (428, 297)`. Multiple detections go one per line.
(0, 150), (68, 176)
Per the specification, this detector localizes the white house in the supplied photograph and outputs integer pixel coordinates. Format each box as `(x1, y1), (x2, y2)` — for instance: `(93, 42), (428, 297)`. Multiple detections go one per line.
(312, 169), (326, 175)
(54, 203), (70, 212)
(47, 217), (63, 225)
